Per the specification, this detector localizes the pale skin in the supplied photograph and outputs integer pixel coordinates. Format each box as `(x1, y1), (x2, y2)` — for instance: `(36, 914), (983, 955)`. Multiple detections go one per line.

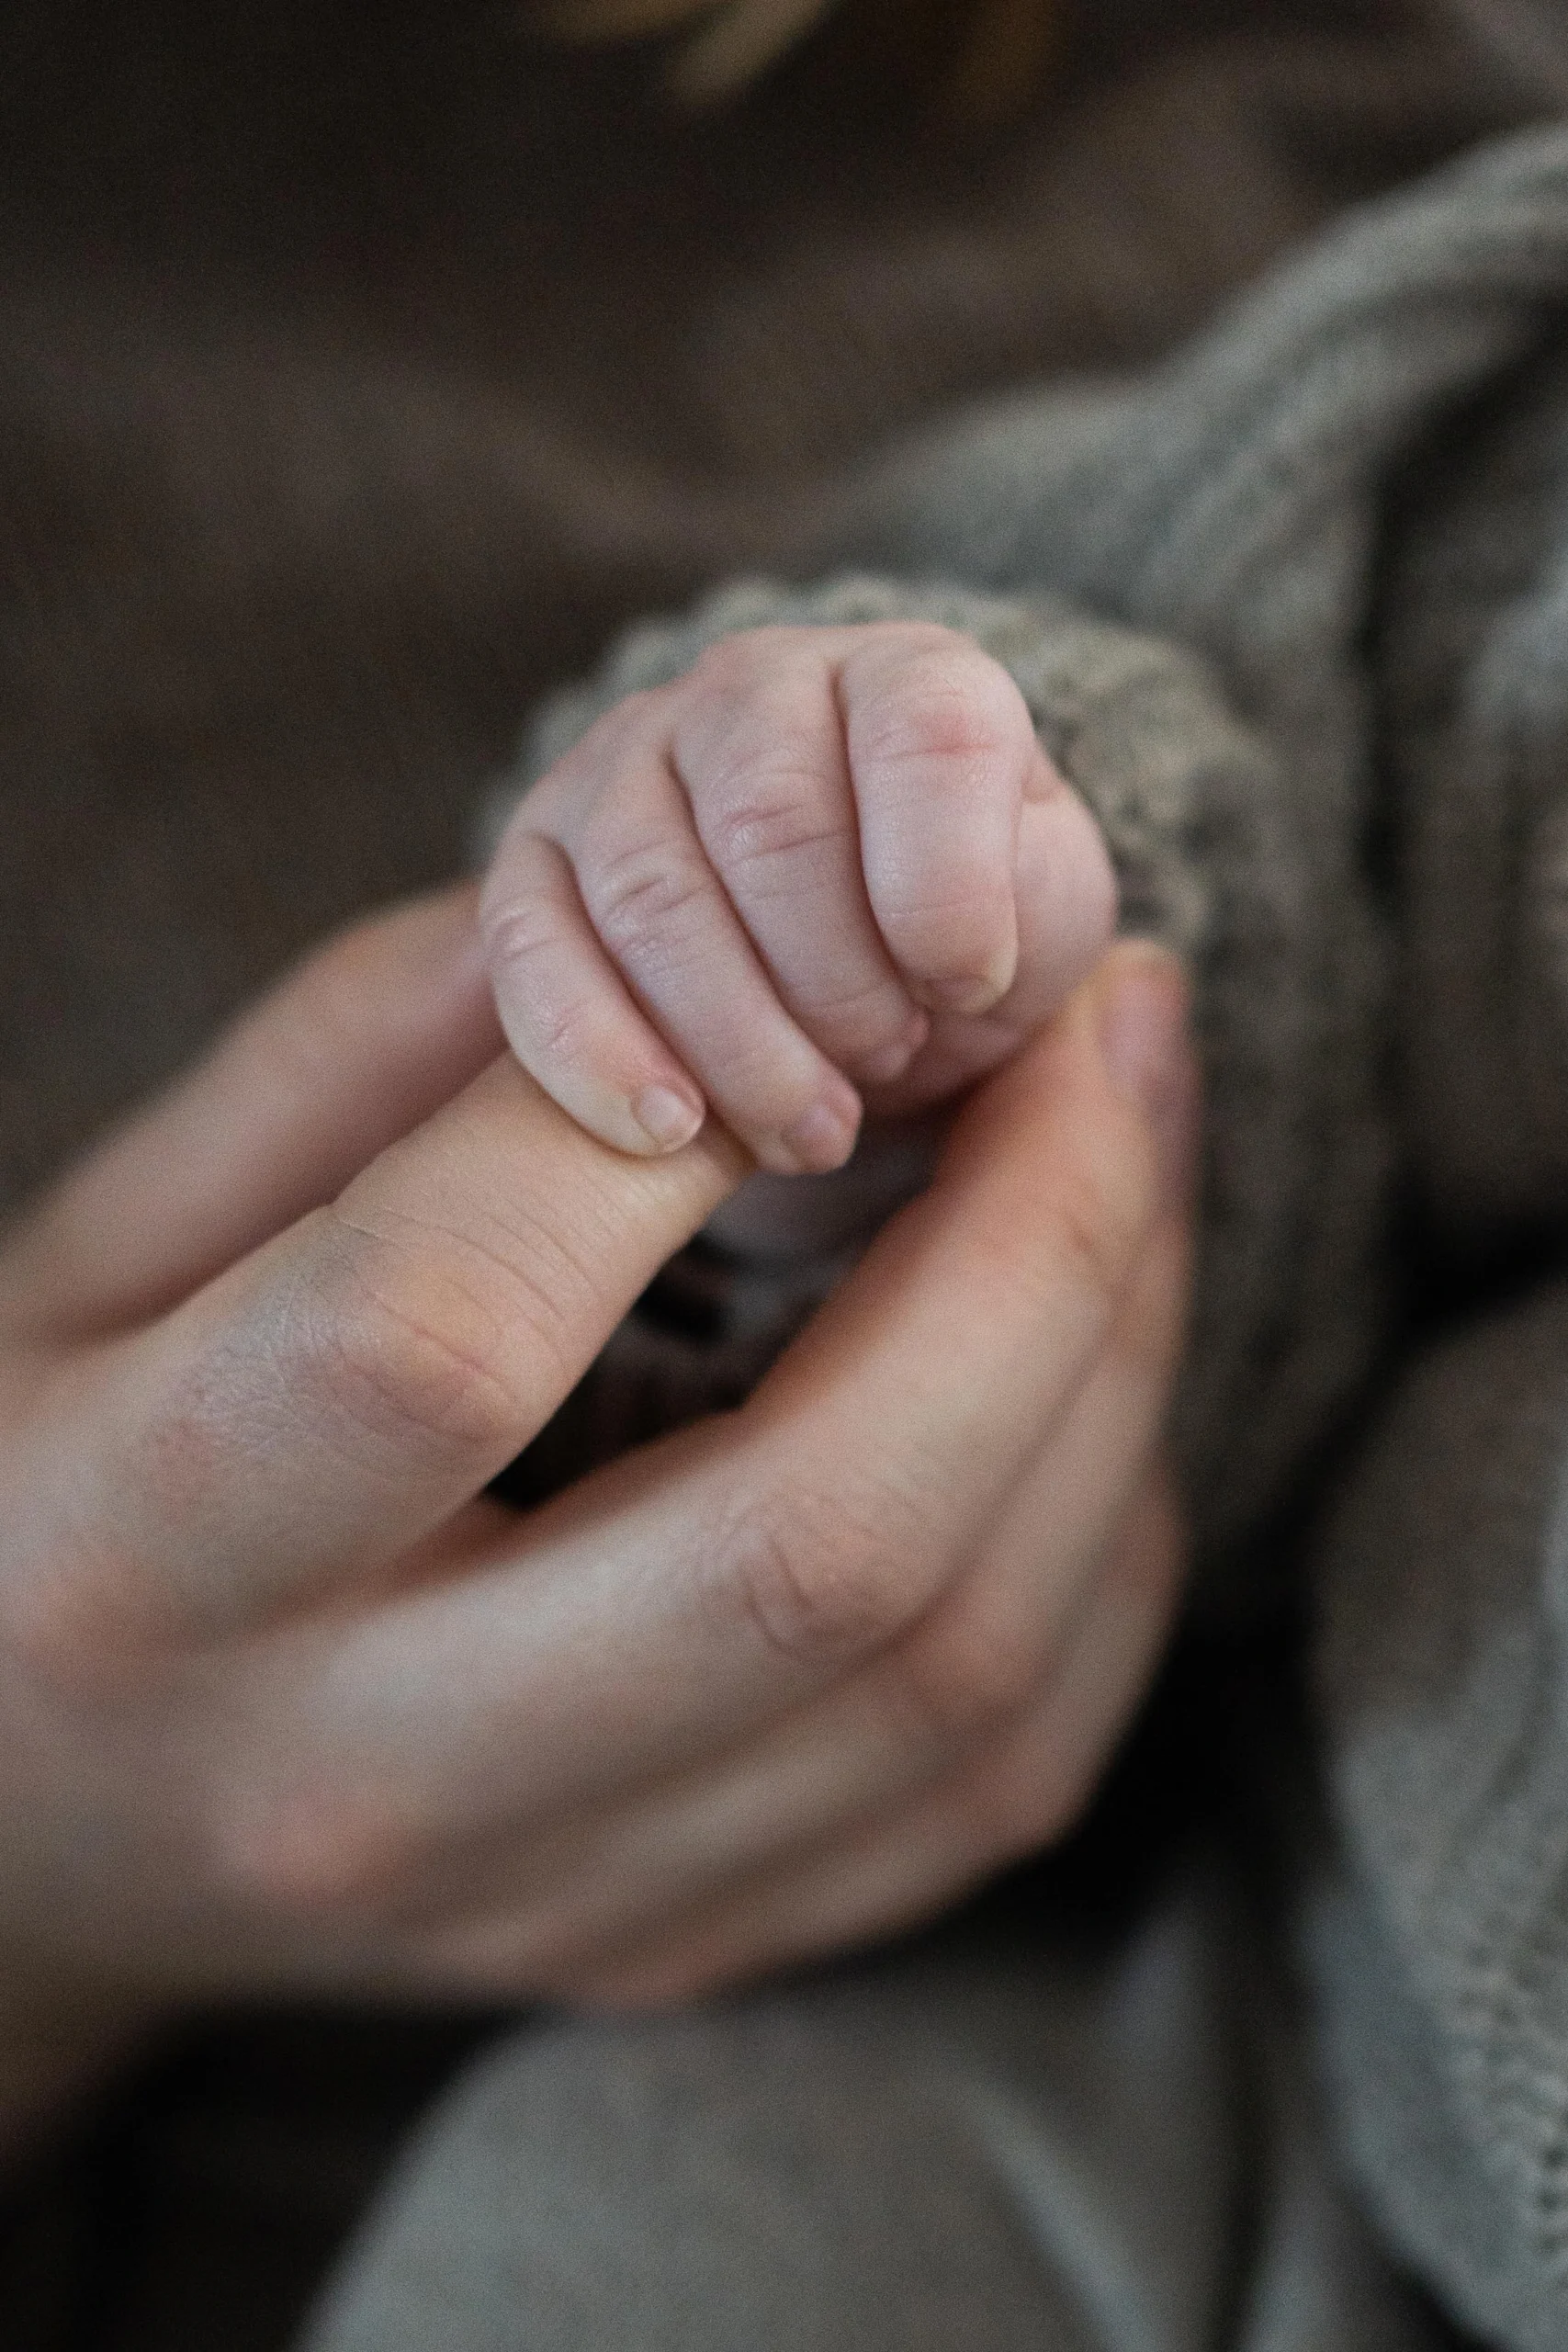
(0, 626), (1193, 2173)
(480, 621), (1119, 1167)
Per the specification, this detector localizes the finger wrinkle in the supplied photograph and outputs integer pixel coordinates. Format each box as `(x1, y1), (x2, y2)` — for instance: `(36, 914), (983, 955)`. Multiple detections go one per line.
(701, 784), (851, 878)
(318, 1206), (580, 1446)
(704, 1467), (939, 1676)
(582, 837), (717, 967)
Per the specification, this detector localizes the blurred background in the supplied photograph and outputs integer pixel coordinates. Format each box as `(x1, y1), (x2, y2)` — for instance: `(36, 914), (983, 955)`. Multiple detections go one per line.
(0, 0), (1534, 1212)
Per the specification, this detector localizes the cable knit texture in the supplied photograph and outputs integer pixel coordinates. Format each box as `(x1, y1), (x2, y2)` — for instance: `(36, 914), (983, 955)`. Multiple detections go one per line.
(1313, 1285), (1568, 2350)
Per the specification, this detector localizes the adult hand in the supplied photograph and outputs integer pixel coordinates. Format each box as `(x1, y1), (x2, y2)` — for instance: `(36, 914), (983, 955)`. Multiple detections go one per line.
(0, 884), (1192, 2163)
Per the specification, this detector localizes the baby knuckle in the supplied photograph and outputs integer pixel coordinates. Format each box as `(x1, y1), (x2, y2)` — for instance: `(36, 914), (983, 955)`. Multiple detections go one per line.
(557, 686), (673, 783)
(704, 772), (843, 877)
(685, 624), (826, 709)
(855, 645), (1021, 773)
(528, 990), (601, 1073)
(685, 634), (758, 704)
(597, 682), (674, 737)
(683, 689), (838, 850)
(879, 870), (1011, 966)
(497, 963), (615, 1078)
(686, 628), (795, 703)
(804, 971), (916, 1058)
(480, 892), (565, 981)
(584, 837), (714, 967)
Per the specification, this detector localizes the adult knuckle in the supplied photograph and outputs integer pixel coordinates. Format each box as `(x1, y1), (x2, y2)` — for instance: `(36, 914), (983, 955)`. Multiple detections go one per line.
(715, 1479), (926, 1668)
(995, 1754), (1090, 1854)
(1, 1528), (168, 1690)
(215, 1779), (426, 1925)
(1041, 1152), (1147, 1325)
(897, 1617), (1041, 1747)
(4, 1358), (262, 1678)
(312, 1218), (539, 1467)
(947, 1741), (1086, 1866)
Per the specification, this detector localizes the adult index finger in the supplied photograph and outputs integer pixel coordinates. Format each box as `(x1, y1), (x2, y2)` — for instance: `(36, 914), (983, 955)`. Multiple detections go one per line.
(226, 945), (1191, 1896)
(5, 1054), (750, 1668)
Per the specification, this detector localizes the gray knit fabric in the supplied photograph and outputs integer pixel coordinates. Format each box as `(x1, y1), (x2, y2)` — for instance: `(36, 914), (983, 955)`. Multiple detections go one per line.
(303, 1871), (1441, 2352)
(1378, 334), (1568, 1236)
(1311, 1283), (1568, 2349)
(481, 127), (1568, 2346)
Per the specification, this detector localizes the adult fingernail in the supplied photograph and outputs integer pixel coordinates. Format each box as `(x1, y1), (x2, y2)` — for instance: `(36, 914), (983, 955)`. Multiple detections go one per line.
(634, 1083), (705, 1152)
(1097, 940), (1195, 1207)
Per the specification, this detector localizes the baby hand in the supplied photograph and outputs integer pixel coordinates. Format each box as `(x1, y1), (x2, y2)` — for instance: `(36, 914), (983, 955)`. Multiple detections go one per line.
(480, 623), (1117, 1171)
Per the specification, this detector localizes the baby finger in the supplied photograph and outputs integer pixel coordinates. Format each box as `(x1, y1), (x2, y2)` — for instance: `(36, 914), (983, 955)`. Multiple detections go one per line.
(481, 829), (707, 1157)
(840, 630), (1032, 1017)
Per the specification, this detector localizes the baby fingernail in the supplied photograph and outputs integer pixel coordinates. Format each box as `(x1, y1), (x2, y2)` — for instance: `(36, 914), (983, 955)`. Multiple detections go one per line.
(861, 1012), (930, 1085)
(919, 944), (1017, 1020)
(634, 1083), (705, 1152)
(781, 1091), (860, 1171)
